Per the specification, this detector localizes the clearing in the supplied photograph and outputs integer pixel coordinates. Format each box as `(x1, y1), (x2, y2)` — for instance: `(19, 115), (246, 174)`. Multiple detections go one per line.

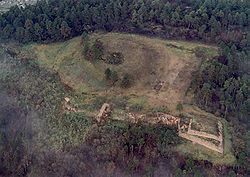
(21, 32), (235, 165)
(23, 32), (218, 110)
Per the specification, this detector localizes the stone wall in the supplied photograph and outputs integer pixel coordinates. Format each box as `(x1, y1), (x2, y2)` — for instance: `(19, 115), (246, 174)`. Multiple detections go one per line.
(96, 103), (111, 122)
(187, 121), (222, 142)
(125, 111), (224, 154)
(179, 132), (223, 154)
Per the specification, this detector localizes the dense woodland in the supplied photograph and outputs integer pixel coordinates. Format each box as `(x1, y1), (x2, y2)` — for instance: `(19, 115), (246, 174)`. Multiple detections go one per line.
(0, 0), (249, 174)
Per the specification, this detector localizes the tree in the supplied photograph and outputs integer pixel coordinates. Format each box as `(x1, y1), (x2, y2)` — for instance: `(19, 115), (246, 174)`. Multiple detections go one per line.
(46, 19), (56, 39)
(92, 39), (104, 60)
(110, 71), (119, 85)
(121, 73), (131, 88)
(198, 24), (206, 38)
(24, 19), (33, 31)
(2, 24), (14, 38)
(23, 29), (32, 43)
(185, 157), (194, 171)
(184, 14), (193, 28)
(81, 32), (90, 56)
(60, 21), (71, 39)
(104, 68), (111, 80)
(237, 151), (247, 167)
(201, 83), (211, 106)
(174, 168), (182, 177)
(34, 23), (43, 41)
(160, 3), (171, 26)
(13, 18), (23, 28)
(14, 27), (25, 42)
(81, 32), (89, 42)
(194, 169), (202, 177)
(171, 11), (180, 26)
(228, 170), (236, 177)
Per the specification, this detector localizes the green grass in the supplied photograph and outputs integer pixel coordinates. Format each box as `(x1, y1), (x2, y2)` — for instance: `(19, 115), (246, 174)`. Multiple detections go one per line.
(176, 119), (236, 165)
(127, 96), (147, 113)
(20, 33), (233, 165)
(25, 32), (218, 95)
(164, 42), (218, 59)
(0, 46), (101, 151)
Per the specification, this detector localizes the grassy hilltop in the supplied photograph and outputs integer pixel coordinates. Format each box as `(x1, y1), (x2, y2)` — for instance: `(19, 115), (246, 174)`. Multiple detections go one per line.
(24, 32), (218, 110)
(20, 32), (235, 165)
(0, 32), (237, 176)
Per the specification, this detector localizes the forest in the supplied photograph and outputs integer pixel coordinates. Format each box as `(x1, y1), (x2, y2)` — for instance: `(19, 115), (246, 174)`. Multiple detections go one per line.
(0, 0), (249, 176)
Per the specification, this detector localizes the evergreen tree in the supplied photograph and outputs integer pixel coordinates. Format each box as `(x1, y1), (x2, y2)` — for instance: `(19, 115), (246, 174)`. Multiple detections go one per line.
(60, 21), (71, 39)
(104, 68), (111, 80)
(121, 73), (131, 88)
(110, 71), (119, 85)
(34, 23), (43, 41)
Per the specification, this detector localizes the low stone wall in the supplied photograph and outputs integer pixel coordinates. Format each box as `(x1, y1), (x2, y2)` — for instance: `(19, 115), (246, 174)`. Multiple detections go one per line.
(187, 120), (223, 142)
(96, 103), (111, 122)
(126, 111), (224, 154)
(179, 132), (223, 154)
(187, 128), (222, 142)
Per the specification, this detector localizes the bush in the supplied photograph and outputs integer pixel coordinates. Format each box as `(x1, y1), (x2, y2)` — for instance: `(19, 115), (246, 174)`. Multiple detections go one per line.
(194, 169), (202, 177)
(81, 32), (89, 42)
(176, 103), (183, 112)
(104, 68), (111, 80)
(81, 32), (91, 58)
(92, 39), (104, 60)
(174, 168), (182, 177)
(110, 71), (119, 85)
(228, 170), (236, 177)
(185, 157), (194, 171)
(82, 43), (90, 57)
(121, 73), (132, 88)
(84, 39), (104, 61)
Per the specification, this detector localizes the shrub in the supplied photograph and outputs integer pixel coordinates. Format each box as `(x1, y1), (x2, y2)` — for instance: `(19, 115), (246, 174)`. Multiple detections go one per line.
(104, 68), (111, 80)
(110, 71), (119, 85)
(194, 169), (202, 177)
(185, 157), (194, 171)
(121, 73), (132, 88)
(174, 168), (182, 177)
(81, 32), (91, 58)
(228, 170), (236, 177)
(81, 32), (89, 42)
(92, 39), (104, 60)
(82, 43), (90, 57)
(157, 126), (179, 145)
(176, 103), (183, 112)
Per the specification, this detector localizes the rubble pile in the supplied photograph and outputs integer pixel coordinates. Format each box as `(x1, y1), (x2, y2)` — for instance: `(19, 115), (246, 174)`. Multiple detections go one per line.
(96, 103), (111, 122)
(64, 97), (77, 112)
(127, 112), (146, 123)
(154, 113), (179, 125)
